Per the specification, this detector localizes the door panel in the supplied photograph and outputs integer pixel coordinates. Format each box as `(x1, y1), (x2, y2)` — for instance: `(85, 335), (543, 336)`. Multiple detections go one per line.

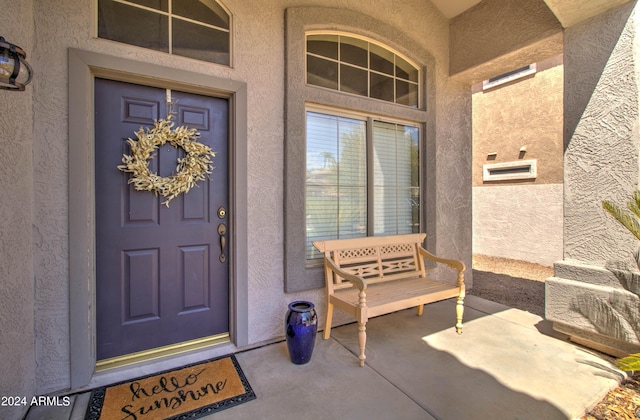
(95, 78), (229, 360)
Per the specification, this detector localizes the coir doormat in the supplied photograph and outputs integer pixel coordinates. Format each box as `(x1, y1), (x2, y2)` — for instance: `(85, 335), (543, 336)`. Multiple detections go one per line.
(85, 354), (256, 420)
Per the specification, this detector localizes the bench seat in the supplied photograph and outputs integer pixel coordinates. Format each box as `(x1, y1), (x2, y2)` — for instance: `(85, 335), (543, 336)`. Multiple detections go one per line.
(330, 277), (460, 318)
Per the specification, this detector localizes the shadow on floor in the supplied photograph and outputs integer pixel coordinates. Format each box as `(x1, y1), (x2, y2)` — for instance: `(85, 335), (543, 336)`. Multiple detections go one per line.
(328, 299), (608, 419)
(470, 269), (545, 317)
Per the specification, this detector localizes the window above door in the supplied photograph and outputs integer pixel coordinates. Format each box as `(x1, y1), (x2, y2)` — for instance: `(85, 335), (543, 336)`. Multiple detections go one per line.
(97, 0), (232, 66)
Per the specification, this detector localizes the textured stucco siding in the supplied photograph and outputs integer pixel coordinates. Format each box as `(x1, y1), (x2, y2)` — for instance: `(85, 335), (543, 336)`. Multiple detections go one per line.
(544, 0), (633, 27)
(473, 184), (563, 266)
(0, 2), (36, 419)
(471, 55), (564, 267)
(546, 1), (640, 356)
(563, 2), (639, 265)
(450, 0), (563, 83)
(435, 82), (473, 282)
(472, 56), (564, 187)
(5, 0), (471, 395)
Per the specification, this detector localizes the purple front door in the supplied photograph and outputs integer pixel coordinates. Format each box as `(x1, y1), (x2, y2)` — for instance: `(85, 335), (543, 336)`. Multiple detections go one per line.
(95, 78), (229, 360)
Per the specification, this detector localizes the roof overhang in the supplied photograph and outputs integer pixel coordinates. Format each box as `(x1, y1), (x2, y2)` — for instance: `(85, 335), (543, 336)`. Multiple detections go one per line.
(543, 0), (633, 28)
(430, 0), (633, 27)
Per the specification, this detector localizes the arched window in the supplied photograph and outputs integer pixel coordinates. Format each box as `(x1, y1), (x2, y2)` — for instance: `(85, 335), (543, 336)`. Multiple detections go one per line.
(306, 33), (420, 107)
(98, 0), (231, 66)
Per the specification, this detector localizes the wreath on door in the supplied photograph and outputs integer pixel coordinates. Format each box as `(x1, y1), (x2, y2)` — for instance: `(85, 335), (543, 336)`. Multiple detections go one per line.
(118, 116), (215, 206)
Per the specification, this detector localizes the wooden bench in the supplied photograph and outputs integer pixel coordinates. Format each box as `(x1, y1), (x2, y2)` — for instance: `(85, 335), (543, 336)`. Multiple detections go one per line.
(313, 233), (465, 366)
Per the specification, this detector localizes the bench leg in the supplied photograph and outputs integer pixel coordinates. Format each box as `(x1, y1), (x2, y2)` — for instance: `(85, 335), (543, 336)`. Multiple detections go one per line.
(416, 304), (424, 316)
(323, 302), (334, 339)
(455, 295), (464, 334)
(358, 321), (367, 367)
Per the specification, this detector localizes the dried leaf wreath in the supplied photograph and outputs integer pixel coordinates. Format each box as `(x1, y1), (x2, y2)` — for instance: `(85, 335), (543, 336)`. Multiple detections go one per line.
(118, 116), (215, 206)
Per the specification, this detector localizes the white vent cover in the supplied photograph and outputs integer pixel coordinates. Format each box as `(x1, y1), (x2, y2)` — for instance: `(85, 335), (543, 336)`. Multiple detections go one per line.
(483, 160), (537, 182)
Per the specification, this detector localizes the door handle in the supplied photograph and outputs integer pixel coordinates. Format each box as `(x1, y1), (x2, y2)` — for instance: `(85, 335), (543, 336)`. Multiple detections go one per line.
(218, 223), (227, 263)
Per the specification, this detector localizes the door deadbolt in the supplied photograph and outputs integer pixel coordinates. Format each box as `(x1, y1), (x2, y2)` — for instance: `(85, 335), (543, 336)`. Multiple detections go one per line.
(218, 207), (227, 219)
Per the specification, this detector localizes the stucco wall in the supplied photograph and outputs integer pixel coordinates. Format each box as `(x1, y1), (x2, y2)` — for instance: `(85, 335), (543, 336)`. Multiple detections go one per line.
(473, 184), (563, 265)
(563, 1), (639, 264)
(546, 1), (640, 357)
(16, 0), (471, 395)
(450, 0), (563, 83)
(435, 82), (473, 272)
(544, 0), (633, 27)
(472, 56), (564, 186)
(0, 2), (36, 419)
(471, 56), (564, 266)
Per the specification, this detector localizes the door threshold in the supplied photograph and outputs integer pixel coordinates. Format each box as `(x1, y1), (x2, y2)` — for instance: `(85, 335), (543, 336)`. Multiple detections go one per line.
(96, 333), (230, 372)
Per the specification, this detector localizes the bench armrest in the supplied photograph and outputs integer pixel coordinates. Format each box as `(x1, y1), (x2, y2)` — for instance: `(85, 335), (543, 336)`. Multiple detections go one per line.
(418, 247), (466, 284)
(323, 256), (367, 291)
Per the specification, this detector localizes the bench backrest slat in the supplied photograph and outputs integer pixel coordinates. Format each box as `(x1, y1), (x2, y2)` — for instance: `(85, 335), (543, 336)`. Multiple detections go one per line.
(381, 257), (418, 275)
(314, 233), (426, 252)
(313, 234), (428, 291)
(339, 262), (381, 278)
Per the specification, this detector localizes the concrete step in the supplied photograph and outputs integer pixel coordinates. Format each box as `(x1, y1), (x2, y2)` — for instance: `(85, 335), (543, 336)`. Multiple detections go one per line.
(23, 392), (90, 420)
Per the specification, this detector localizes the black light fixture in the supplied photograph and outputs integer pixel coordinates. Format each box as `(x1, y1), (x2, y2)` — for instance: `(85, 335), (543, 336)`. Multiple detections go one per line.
(0, 36), (33, 91)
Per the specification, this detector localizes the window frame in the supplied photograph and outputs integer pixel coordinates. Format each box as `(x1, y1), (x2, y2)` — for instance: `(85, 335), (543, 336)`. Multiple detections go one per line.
(284, 7), (436, 292)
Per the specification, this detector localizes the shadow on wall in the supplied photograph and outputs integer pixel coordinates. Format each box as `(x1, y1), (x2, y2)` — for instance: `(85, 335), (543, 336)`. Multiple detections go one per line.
(469, 269), (545, 317)
(572, 265), (640, 344)
(564, 2), (635, 150)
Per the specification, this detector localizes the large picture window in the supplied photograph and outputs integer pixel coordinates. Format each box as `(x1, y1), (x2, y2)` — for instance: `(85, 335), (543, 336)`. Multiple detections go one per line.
(98, 0), (231, 66)
(306, 111), (420, 260)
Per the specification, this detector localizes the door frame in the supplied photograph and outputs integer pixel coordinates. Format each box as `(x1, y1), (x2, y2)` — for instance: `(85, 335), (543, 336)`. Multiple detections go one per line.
(68, 48), (248, 389)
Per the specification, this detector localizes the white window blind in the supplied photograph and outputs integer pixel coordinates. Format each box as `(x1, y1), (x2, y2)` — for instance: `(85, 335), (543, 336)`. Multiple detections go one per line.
(373, 121), (420, 236)
(306, 111), (420, 260)
(306, 112), (366, 259)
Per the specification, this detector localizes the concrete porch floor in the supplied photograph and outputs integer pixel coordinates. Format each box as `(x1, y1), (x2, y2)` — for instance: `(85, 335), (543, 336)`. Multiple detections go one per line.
(29, 296), (624, 420)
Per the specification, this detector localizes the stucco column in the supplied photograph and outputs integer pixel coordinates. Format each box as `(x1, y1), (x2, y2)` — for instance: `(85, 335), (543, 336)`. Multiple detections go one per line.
(0, 2), (36, 419)
(545, 1), (640, 356)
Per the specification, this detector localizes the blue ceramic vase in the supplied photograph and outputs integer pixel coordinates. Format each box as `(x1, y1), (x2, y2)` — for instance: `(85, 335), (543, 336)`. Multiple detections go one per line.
(285, 301), (318, 364)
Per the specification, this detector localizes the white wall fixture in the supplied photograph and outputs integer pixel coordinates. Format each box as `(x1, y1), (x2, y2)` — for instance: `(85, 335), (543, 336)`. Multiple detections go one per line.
(483, 159), (537, 182)
(482, 63), (537, 91)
